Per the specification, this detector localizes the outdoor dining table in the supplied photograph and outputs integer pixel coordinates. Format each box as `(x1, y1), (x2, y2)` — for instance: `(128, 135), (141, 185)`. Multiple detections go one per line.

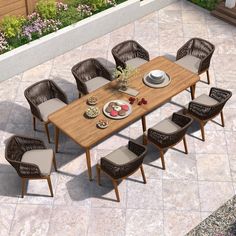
(48, 56), (200, 180)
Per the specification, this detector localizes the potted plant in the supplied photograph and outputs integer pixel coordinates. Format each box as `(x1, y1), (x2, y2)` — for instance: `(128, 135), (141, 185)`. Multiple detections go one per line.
(113, 66), (137, 91)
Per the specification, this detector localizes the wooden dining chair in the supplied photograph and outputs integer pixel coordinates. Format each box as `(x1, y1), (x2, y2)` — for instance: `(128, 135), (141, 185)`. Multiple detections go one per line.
(24, 79), (68, 143)
(143, 113), (193, 170)
(112, 40), (150, 69)
(96, 140), (147, 202)
(184, 87), (232, 141)
(5, 135), (57, 198)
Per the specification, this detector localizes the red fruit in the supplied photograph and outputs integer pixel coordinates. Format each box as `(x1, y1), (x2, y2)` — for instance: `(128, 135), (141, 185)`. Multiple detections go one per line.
(121, 104), (129, 111)
(129, 97), (135, 102)
(138, 101), (142, 105)
(130, 101), (134, 105)
(110, 110), (118, 117)
(141, 98), (145, 101)
(143, 100), (147, 105)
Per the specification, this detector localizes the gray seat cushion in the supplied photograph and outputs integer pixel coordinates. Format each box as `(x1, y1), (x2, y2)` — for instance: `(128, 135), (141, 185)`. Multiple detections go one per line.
(185, 94), (218, 109)
(103, 146), (137, 165)
(21, 149), (53, 176)
(85, 76), (110, 93)
(126, 57), (148, 69)
(148, 118), (181, 134)
(38, 98), (67, 122)
(175, 55), (201, 74)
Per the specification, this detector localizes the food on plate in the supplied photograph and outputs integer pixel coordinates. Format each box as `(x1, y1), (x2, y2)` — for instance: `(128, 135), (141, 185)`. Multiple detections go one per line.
(113, 105), (122, 111)
(86, 106), (100, 118)
(87, 96), (98, 105)
(121, 104), (129, 111)
(118, 110), (126, 116)
(97, 119), (109, 128)
(110, 110), (118, 117)
(105, 106), (113, 113)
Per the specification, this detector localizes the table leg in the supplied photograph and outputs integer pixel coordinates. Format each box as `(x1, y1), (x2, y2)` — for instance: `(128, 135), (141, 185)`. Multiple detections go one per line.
(54, 126), (59, 153)
(85, 148), (92, 181)
(190, 84), (196, 100)
(141, 116), (147, 133)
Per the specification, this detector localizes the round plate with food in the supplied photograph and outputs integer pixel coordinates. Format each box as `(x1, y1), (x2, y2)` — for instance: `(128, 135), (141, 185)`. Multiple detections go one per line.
(85, 106), (100, 118)
(103, 100), (132, 120)
(87, 96), (98, 105)
(97, 119), (109, 129)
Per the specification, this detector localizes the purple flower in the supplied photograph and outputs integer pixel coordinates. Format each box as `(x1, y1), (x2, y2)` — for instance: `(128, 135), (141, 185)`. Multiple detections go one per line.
(106, 0), (117, 6)
(0, 32), (9, 53)
(22, 13), (61, 41)
(77, 4), (93, 17)
(56, 2), (68, 11)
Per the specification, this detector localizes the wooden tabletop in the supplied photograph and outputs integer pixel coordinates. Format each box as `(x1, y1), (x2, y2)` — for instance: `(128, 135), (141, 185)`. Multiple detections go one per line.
(49, 56), (200, 148)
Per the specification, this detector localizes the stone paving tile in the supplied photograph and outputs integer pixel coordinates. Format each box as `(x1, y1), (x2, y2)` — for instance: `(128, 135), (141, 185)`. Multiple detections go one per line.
(196, 154), (231, 181)
(198, 181), (234, 212)
(10, 204), (52, 235)
(88, 208), (126, 236)
(0, 203), (16, 235)
(0, 0), (235, 235)
(48, 205), (89, 236)
(163, 180), (200, 211)
(163, 210), (201, 236)
(125, 209), (163, 236)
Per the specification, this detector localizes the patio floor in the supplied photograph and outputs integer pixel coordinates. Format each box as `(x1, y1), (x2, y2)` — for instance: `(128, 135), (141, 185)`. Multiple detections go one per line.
(0, 0), (236, 235)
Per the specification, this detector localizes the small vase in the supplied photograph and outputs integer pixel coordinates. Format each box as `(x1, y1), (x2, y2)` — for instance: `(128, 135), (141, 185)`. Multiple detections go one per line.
(225, 0), (236, 8)
(119, 79), (128, 91)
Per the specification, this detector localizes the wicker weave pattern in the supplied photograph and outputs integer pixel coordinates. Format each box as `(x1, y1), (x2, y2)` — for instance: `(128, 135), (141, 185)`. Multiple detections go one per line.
(176, 38), (215, 74)
(71, 58), (112, 95)
(100, 141), (147, 179)
(24, 80), (68, 121)
(112, 40), (150, 69)
(188, 87), (232, 121)
(5, 136), (47, 178)
(148, 113), (192, 149)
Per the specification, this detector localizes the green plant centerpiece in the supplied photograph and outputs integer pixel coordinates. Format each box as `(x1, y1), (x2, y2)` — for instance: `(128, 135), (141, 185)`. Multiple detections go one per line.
(113, 65), (137, 91)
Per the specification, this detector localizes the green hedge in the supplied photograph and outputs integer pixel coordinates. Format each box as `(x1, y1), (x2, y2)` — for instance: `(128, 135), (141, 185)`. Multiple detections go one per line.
(187, 0), (220, 11)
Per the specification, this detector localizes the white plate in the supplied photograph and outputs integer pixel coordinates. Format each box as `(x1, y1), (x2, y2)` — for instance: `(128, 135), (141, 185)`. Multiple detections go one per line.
(143, 73), (171, 88)
(103, 100), (132, 120)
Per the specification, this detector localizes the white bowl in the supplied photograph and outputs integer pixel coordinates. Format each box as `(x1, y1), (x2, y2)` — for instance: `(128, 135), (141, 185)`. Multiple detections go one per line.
(148, 70), (165, 84)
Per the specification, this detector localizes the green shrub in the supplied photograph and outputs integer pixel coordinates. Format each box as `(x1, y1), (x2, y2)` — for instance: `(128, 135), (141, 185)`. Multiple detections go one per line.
(57, 6), (82, 26)
(0, 16), (25, 39)
(36, 0), (57, 19)
(188, 0), (220, 11)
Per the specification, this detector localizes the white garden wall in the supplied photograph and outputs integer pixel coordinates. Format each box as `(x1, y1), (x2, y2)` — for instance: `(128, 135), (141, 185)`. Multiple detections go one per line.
(0, 0), (178, 81)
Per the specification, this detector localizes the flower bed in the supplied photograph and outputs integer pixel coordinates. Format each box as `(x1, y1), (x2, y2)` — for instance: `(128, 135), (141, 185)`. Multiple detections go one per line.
(0, 0), (126, 55)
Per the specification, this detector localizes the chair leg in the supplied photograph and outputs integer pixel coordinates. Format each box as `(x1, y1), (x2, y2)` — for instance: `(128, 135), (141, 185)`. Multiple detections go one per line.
(33, 116), (36, 131)
(53, 152), (57, 172)
(206, 70), (210, 85)
(143, 134), (148, 145)
(112, 179), (120, 202)
(160, 149), (166, 170)
(21, 178), (26, 198)
(96, 164), (101, 186)
(183, 136), (188, 154)
(44, 123), (50, 143)
(47, 176), (54, 197)
(220, 111), (225, 127)
(190, 84), (196, 100)
(199, 122), (205, 141)
(140, 165), (146, 184)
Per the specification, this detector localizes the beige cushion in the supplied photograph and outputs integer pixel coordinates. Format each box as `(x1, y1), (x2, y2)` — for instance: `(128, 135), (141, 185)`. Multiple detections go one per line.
(126, 57), (148, 69)
(185, 94), (218, 109)
(103, 146), (137, 165)
(148, 118), (181, 134)
(38, 98), (66, 122)
(175, 55), (201, 74)
(85, 76), (110, 93)
(21, 149), (53, 176)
